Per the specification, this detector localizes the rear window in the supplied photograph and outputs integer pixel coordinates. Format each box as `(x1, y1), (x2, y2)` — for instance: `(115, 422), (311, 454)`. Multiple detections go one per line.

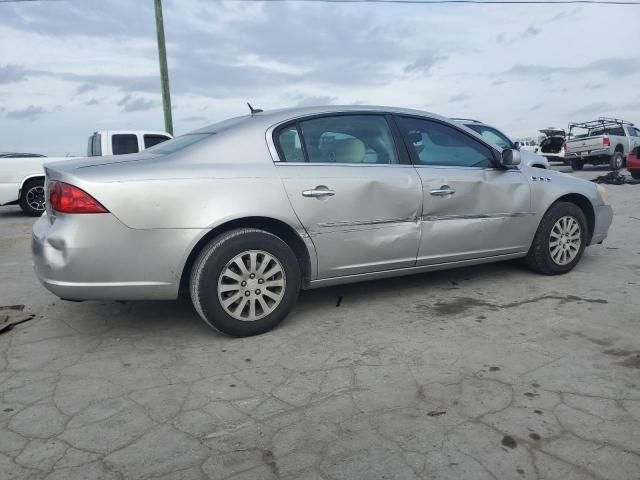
(590, 127), (625, 136)
(144, 134), (171, 149)
(146, 133), (210, 154)
(112, 134), (139, 155)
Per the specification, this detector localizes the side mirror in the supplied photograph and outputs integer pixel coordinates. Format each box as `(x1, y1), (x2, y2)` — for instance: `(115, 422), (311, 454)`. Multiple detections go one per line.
(501, 149), (521, 168)
(513, 141), (521, 150)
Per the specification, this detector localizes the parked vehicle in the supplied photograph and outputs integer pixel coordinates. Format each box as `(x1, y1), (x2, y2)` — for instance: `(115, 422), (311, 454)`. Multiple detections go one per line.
(87, 130), (172, 157)
(0, 152), (46, 158)
(452, 118), (549, 169)
(0, 130), (171, 216)
(515, 139), (537, 153)
(564, 118), (640, 171)
(628, 146), (640, 179)
(33, 106), (613, 337)
(537, 128), (566, 164)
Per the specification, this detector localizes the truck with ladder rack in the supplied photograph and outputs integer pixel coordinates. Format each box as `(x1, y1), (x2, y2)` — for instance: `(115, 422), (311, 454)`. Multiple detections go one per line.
(564, 117), (640, 171)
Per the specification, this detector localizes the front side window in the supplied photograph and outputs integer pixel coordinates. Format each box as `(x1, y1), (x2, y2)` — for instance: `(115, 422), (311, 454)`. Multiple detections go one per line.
(465, 124), (513, 150)
(144, 134), (171, 149)
(398, 117), (495, 168)
(279, 115), (399, 164)
(111, 134), (139, 155)
(627, 127), (639, 137)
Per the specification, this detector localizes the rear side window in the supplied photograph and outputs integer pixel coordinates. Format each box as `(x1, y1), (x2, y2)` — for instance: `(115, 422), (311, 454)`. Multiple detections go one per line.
(144, 134), (171, 149)
(112, 134), (139, 155)
(397, 117), (495, 168)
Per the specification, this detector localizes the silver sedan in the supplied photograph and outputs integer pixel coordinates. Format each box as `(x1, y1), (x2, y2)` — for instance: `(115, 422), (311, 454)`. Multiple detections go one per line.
(32, 106), (613, 336)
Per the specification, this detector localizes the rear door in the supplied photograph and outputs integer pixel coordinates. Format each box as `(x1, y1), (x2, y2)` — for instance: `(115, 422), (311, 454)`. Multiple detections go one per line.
(273, 114), (423, 279)
(394, 115), (532, 265)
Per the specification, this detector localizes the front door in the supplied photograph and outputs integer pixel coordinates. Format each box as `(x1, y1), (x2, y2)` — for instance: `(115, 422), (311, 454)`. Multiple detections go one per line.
(394, 115), (532, 266)
(273, 114), (423, 279)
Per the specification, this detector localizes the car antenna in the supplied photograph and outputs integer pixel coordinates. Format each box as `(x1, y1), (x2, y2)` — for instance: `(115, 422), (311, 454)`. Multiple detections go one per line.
(247, 102), (263, 115)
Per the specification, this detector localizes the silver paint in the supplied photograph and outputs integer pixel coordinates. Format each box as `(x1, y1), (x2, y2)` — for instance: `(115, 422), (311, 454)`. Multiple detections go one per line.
(32, 105), (613, 301)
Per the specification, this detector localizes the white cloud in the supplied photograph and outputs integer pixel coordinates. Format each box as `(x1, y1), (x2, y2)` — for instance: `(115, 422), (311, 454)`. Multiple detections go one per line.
(0, 0), (638, 154)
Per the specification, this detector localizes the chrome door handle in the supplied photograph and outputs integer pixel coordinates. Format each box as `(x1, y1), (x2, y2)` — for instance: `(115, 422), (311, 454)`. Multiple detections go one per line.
(430, 187), (455, 197)
(302, 189), (335, 198)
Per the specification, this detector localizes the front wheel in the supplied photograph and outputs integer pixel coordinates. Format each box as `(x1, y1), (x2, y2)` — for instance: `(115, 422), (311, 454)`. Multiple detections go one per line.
(190, 228), (301, 336)
(525, 202), (588, 275)
(609, 152), (624, 170)
(19, 179), (46, 216)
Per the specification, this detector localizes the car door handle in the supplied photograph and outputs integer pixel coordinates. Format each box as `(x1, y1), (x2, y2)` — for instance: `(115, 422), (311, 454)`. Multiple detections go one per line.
(302, 189), (335, 198)
(430, 187), (456, 197)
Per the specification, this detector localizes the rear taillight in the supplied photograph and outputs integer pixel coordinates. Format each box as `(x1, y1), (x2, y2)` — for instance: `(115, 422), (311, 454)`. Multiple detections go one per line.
(48, 181), (109, 214)
(603, 137), (610, 147)
(563, 143), (567, 152)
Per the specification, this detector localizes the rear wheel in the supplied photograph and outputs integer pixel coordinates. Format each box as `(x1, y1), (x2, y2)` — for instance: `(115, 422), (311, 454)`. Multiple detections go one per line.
(525, 202), (587, 275)
(190, 228), (301, 336)
(609, 151), (624, 170)
(19, 179), (46, 216)
(570, 159), (584, 171)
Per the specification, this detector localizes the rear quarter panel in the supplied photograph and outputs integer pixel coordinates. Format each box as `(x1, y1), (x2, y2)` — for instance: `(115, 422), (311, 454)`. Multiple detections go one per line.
(49, 129), (306, 232)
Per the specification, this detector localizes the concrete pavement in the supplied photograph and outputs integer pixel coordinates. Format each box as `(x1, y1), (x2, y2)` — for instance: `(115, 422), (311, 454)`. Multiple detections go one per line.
(1, 166), (639, 479)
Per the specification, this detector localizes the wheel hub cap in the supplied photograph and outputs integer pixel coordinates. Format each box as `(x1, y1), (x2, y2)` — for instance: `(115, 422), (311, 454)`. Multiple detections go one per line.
(549, 216), (582, 266)
(27, 186), (45, 211)
(217, 250), (286, 322)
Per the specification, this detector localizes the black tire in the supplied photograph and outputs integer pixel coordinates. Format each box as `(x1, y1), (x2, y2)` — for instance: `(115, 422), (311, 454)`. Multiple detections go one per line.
(609, 151), (624, 170)
(189, 228), (301, 336)
(525, 202), (588, 275)
(570, 159), (584, 171)
(19, 178), (46, 216)
(631, 171), (640, 180)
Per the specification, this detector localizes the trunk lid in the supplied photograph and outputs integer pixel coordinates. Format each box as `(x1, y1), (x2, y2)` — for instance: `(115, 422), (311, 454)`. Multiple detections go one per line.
(565, 135), (606, 154)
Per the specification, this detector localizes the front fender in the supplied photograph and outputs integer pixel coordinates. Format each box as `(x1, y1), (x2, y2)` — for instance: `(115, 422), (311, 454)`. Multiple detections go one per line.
(525, 167), (604, 243)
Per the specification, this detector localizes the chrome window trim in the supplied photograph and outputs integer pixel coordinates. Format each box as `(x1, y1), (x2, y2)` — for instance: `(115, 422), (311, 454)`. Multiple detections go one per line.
(273, 162), (416, 168)
(265, 110), (436, 165)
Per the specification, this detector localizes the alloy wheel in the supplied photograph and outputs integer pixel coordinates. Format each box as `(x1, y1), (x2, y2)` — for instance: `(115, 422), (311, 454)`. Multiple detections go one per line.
(26, 186), (46, 212)
(217, 250), (286, 321)
(549, 215), (582, 266)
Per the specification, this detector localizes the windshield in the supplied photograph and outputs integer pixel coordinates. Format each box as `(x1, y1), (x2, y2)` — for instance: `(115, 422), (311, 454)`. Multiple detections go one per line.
(466, 124), (513, 149)
(146, 133), (210, 154)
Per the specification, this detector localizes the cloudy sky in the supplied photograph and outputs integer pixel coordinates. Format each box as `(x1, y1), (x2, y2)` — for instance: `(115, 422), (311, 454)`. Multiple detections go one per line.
(1, 0), (639, 156)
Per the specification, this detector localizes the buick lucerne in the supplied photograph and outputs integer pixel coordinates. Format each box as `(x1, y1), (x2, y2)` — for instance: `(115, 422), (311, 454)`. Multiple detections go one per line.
(32, 106), (613, 336)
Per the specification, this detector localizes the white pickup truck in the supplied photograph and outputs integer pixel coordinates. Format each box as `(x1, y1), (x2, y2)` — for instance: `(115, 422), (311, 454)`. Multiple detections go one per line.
(564, 118), (640, 170)
(0, 130), (171, 216)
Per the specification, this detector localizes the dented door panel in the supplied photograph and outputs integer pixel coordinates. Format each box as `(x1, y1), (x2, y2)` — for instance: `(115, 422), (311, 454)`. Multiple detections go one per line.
(276, 164), (422, 278)
(416, 166), (532, 265)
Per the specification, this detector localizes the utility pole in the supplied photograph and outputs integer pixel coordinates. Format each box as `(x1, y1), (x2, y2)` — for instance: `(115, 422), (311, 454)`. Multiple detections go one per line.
(154, 0), (173, 135)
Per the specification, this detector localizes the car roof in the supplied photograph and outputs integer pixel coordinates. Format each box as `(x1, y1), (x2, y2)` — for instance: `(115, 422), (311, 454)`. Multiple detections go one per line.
(191, 105), (452, 134)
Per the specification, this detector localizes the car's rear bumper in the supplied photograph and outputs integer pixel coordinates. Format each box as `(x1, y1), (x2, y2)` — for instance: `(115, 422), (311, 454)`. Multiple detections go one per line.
(32, 212), (204, 300)
(590, 204), (613, 245)
(565, 148), (609, 159)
